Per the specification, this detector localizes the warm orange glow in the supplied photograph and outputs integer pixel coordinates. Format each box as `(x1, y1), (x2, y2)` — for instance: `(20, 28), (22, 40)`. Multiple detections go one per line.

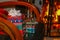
(55, 9), (60, 22)
(46, 0), (48, 3)
(42, 4), (49, 23)
(56, 9), (60, 15)
(45, 4), (49, 16)
(54, 2), (57, 5)
(58, 5), (60, 9)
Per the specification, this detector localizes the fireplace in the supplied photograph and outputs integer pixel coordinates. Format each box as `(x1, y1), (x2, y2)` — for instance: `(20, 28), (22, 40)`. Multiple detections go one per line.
(42, 0), (60, 37)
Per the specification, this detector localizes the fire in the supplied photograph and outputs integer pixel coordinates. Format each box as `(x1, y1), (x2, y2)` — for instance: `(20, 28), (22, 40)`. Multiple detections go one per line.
(42, 0), (60, 23)
(55, 8), (60, 22)
(42, 4), (49, 23)
(45, 4), (49, 16)
(56, 9), (60, 15)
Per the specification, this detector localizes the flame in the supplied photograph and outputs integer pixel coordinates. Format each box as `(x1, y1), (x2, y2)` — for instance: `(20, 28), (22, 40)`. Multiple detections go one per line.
(45, 4), (49, 16)
(55, 9), (60, 22)
(54, 3), (60, 22)
(42, 4), (49, 23)
(56, 9), (60, 15)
